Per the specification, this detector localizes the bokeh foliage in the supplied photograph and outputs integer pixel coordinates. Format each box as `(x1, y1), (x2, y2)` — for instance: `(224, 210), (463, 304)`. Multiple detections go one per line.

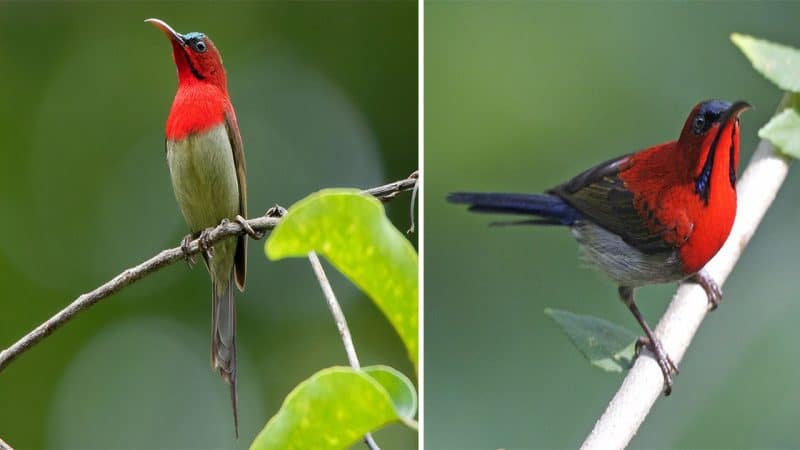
(0, 2), (416, 449)
(426, 2), (800, 449)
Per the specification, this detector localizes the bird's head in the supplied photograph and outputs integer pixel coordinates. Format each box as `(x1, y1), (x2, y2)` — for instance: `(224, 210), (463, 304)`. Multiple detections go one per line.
(146, 18), (227, 91)
(677, 99), (751, 199)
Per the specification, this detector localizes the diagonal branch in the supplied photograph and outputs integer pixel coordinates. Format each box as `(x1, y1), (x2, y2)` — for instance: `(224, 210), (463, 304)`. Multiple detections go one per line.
(581, 97), (793, 449)
(307, 251), (380, 450)
(308, 252), (363, 370)
(0, 173), (418, 374)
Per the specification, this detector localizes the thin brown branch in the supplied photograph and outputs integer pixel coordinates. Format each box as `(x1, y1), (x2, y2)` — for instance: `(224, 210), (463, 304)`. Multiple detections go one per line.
(308, 252), (361, 369)
(406, 170), (420, 234)
(0, 173), (418, 374)
(307, 251), (379, 450)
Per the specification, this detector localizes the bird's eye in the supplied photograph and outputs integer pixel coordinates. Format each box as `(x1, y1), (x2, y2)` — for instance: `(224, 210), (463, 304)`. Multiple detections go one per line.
(692, 114), (707, 135)
(194, 41), (207, 53)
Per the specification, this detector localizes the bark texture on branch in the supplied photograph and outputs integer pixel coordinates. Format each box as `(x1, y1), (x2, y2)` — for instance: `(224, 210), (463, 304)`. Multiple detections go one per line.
(0, 174), (418, 374)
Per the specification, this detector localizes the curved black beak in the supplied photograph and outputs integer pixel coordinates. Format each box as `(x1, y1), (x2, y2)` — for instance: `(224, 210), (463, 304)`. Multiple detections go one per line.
(722, 100), (752, 123)
(705, 100), (750, 167)
(145, 18), (185, 45)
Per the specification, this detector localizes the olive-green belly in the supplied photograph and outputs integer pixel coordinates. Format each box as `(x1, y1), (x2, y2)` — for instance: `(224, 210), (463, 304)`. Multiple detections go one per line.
(167, 124), (239, 282)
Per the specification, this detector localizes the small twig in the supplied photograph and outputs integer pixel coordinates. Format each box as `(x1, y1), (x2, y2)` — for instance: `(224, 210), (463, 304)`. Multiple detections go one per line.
(368, 172), (417, 203)
(361, 433), (381, 450)
(0, 173), (417, 374)
(581, 97), (792, 449)
(0, 436), (12, 450)
(307, 251), (379, 450)
(307, 252), (361, 368)
(407, 170), (420, 234)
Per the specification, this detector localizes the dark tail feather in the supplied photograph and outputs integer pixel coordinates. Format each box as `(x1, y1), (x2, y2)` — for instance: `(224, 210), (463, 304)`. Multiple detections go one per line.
(447, 192), (581, 225)
(212, 274), (238, 438)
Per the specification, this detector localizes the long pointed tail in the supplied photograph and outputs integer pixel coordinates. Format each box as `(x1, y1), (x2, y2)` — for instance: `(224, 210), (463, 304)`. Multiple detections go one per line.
(212, 274), (238, 438)
(447, 192), (582, 225)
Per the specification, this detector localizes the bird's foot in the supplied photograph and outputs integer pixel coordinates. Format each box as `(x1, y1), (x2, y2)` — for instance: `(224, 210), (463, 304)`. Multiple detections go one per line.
(235, 215), (264, 240)
(692, 270), (722, 311)
(198, 228), (214, 257)
(266, 205), (287, 218)
(180, 234), (197, 267)
(636, 336), (679, 395)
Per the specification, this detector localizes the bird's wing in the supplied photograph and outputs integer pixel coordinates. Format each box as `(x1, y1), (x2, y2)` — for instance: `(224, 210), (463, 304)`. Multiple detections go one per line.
(549, 153), (675, 254)
(225, 109), (247, 290)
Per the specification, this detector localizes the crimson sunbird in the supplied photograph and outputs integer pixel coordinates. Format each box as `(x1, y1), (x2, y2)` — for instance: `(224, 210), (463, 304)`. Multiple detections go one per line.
(449, 99), (750, 394)
(146, 18), (250, 434)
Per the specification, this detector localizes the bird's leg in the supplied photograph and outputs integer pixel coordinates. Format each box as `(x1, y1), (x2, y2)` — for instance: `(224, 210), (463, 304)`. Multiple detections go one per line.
(619, 286), (679, 395)
(690, 270), (722, 311)
(180, 233), (198, 267)
(235, 214), (264, 240)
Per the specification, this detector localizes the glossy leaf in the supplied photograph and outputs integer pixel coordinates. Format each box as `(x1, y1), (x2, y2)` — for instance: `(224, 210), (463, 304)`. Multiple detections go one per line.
(363, 366), (417, 421)
(759, 107), (800, 159)
(731, 33), (800, 92)
(545, 308), (637, 373)
(250, 366), (417, 450)
(265, 189), (419, 369)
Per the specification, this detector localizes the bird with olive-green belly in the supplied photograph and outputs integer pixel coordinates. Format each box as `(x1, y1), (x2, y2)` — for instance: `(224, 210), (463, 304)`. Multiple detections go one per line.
(147, 18), (250, 437)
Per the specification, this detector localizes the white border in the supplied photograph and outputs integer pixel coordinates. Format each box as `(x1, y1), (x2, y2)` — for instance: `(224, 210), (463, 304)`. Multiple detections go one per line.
(417, 0), (425, 448)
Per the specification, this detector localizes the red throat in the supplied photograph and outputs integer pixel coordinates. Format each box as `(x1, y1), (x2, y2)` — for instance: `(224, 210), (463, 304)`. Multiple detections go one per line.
(619, 118), (740, 275)
(166, 85), (233, 141)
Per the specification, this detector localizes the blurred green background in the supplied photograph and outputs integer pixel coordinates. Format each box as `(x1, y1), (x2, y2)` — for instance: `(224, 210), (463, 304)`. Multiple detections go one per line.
(426, 2), (800, 449)
(0, 2), (416, 449)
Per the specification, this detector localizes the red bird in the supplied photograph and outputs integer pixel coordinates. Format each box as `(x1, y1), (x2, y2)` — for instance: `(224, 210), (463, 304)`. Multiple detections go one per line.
(449, 100), (750, 394)
(147, 18), (252, 435)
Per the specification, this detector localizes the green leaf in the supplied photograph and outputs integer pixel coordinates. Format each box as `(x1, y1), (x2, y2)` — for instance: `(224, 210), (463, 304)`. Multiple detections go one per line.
(362, 366), (417, 421)
(759, 106), (800, 158)
(545, 308), (637, 373)
(731, 33), (800, 92)
(266, 189), (419, 370)
(250, 365), (418, 450)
